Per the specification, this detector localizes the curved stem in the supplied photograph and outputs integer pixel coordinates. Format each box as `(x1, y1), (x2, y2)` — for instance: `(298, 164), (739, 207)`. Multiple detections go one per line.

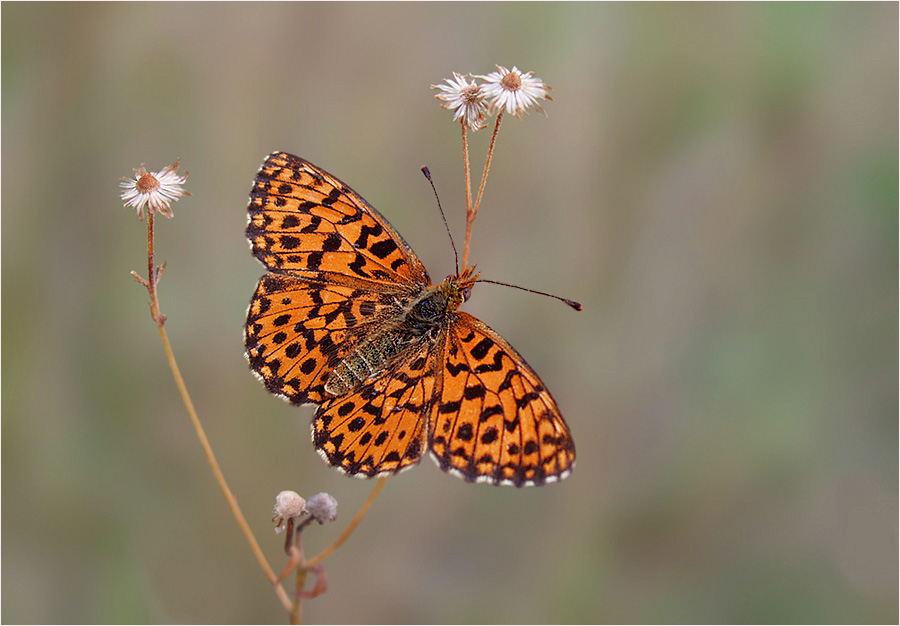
(136, 216), (293, 613)
(156, 323), (294, 612)
(292, 540), (307, 625)
(306, 477), (388, 567)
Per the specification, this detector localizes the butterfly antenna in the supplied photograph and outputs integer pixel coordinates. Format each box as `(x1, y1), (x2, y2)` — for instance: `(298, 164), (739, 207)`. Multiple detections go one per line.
(476, 279), (583, 311)
(421, 166), (459, 275)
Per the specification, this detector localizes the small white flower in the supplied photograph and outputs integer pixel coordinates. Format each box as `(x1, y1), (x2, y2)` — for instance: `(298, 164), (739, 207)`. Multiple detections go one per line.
(120, 160), (190, 220)
(432, 72), (488, 131)
(272, 490), (307, 534)
(477, 66), (552, 118)
(305, 492), (338, 524)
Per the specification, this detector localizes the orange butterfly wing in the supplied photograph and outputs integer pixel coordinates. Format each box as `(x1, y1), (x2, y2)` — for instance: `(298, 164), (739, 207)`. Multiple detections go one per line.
(245, 153), (429, 405)
(429, 312), (575, 487)
(245, 275), (407, 405)
(312, 342), (439, 477)
(247, 151), (429, 285)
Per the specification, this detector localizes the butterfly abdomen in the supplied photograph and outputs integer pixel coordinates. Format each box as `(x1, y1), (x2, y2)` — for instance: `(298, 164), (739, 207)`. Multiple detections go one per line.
(325, 287), (454, 397)
(325, 331), (407, 396)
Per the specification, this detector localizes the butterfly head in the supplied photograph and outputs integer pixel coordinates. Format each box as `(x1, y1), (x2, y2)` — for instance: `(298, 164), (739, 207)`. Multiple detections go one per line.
(444, 266), (479, 305)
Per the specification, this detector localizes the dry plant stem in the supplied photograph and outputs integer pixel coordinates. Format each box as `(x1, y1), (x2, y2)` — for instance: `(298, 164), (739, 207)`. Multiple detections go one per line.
(291, 541), (307, 625)
(300, 565), (328, 599)
(277, 545), (303, 584)
(286, 477), (385, 624)
(472, 111), (504, 216)
(136, 212), (389, 621)
(290, 537), (330, 623)
(147, 215), (164, 325)
(461, 122), (473, 271)
(462, 122), (473, 214)
(463, 111), (504, 272)
(156, 309), (296, 612)
(307, 476), (388, 567)
(134, 216), (295, 614)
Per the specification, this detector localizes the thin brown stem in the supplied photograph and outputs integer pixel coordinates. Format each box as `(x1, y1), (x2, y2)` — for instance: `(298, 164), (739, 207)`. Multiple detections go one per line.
(147, 215), (162, 326)
(282, 475), (386, 623)
(277, 545), (303, 584)
(461, 121), (473, 272)
(299, 565), (328, 599)
(130, 271), (149, 288)
(291, 538), (307, 625)
(463, 121), (473, 215)
(461, 211), (474, 273)
(306, 476), (388, 567)
(472, 110), (503, 216)
(156, 323), (294, 612)
(462, 111), (503, 272)
(134, 202), (388, 621)
(134, 216), (293, 613)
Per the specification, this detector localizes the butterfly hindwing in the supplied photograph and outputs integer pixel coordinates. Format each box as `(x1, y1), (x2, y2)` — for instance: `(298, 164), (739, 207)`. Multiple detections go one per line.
(429, 312), (575, 487)
(245, 274), (411, 405)
(312, 341), (439, 477)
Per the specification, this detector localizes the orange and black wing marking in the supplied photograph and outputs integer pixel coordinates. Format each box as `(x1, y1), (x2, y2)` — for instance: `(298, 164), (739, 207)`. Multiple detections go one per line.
(247, 152), (429, 286)
(312, 341), (439, 477)
(245, 274), (406, 406)
(245, 152), (431, 406)
(429, 312), (575, 487)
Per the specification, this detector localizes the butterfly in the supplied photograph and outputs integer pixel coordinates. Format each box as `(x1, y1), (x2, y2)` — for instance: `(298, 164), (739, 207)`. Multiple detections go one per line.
(244, 152), (575, 486)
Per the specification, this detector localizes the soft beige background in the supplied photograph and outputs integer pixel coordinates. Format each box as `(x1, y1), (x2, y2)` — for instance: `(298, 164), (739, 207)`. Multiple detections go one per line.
(2, 2), (897, 623)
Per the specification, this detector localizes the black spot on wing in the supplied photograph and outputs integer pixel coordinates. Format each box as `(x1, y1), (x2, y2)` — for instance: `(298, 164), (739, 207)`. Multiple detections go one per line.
(470, 338), (493, 360)
(370, 238), (398, 259)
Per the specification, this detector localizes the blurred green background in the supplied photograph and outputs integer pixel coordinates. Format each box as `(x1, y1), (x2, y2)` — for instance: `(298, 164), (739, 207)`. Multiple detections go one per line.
(2, 2), (896, 623)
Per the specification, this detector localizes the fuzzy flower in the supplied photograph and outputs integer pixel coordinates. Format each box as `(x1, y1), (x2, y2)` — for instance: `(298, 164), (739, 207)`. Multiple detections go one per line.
(432, 72), (488, 131)
(477, 66), (552, 117)
(272, 490), (307, 534)
(120, 160), (190, 220)
(305, 492), (338, 524)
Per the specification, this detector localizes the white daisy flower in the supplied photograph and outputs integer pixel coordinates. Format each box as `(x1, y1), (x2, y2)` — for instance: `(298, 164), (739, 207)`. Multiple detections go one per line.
(478, 65), (552, 117)
(432, 72), (488, 131)
(120, 160), (190, 220)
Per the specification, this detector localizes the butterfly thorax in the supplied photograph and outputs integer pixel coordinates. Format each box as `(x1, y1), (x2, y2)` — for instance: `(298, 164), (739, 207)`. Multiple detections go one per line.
(325, 268), (479, 397)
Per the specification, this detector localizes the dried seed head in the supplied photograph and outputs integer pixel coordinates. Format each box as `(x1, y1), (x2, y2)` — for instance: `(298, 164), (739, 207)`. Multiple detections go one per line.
(306, 492), (338, 524)
(272, 490), (307, 534)
(135, 171), (161, 194)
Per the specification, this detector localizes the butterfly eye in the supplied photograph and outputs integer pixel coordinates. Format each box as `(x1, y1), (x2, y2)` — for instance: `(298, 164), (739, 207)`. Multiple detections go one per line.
(462, 287), (472, 301)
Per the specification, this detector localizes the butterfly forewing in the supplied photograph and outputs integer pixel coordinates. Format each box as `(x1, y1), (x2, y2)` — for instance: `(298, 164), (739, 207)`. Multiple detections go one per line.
(247, 152), (430, 286)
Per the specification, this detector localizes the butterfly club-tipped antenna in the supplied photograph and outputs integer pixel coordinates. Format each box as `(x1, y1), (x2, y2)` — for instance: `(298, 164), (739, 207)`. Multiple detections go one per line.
(477, 279), (583, 311)
(421, 166), (459, 275)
